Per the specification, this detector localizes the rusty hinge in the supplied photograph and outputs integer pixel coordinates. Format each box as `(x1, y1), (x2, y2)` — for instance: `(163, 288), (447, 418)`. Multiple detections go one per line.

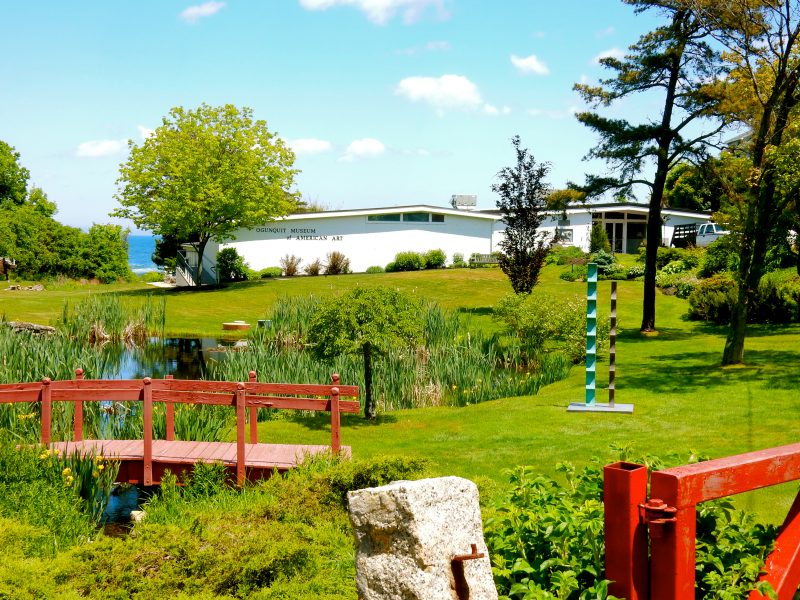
(451, 544), (486, 600)
(639, 498), (677, 539)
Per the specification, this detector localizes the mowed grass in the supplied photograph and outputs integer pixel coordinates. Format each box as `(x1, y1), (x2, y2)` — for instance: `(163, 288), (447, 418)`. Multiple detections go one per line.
(3, 266), (800, 522)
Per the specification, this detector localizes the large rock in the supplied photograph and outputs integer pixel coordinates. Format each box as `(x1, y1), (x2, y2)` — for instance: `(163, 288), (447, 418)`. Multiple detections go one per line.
(348, 476), (498, 600)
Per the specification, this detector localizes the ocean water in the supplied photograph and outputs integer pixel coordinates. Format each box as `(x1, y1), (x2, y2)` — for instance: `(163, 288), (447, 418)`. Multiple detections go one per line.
(128, 235), (158, 274)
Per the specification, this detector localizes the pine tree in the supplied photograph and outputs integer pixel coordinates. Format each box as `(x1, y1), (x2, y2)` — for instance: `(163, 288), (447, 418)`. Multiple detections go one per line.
(574, 0), (725, 332)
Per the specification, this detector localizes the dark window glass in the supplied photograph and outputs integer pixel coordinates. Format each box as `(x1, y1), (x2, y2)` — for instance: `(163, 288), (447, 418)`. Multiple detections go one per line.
(557, 219), (570, 226)
(367, 214), (401, 222)
(626, 213), (647, 220)
(431, 214), (445, 223)
(403, 212), (430, 222)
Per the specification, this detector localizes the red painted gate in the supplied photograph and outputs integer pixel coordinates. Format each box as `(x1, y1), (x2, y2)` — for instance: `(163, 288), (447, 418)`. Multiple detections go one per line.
(605, 443), (800, 599)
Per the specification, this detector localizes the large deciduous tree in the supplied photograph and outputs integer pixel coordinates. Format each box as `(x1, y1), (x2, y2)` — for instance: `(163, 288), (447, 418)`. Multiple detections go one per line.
(307, 287), (423, 420)
(686, 0), (800, 364)
(574, 0), (726, 332)
(113, 104), (299, 285)
(493, 136), (554, 294)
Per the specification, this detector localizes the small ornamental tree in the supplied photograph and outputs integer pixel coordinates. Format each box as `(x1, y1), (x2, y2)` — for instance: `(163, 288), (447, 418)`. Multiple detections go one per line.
(492, 136), (554, 294)
(113, 104), (298, 286)
(307, 287), (423, 420)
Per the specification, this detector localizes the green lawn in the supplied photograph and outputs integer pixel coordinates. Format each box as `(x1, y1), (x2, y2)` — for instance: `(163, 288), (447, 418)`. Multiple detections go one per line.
(4, 266), (800, 522)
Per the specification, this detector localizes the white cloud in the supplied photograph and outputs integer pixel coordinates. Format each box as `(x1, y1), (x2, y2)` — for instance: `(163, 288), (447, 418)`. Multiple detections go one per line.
(596, 26), (615, 38)
(483, 104), (511, 116)
(511, 53), (549, 75)
(340, 138), (385, 162)
(180, 1), (225, 23)
(137, 125), (155, 140)
(76, 139), (127, 158)
(298, 0), (448, 25)
(592, 47), (625, 65)
(396, 74), (482, 112)
(289, 138), (333, 155)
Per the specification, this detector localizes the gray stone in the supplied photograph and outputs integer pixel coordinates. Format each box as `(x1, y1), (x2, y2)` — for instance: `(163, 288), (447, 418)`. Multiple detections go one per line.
(348, 476), (498, 600)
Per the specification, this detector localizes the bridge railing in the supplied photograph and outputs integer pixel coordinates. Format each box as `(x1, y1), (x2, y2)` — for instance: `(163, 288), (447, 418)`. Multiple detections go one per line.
(605, 443), (800, 600)
(0, 370), (360, 486)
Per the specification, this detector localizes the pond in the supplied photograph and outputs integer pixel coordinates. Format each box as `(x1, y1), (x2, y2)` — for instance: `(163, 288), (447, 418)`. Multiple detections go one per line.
(100, 337), (245, 380)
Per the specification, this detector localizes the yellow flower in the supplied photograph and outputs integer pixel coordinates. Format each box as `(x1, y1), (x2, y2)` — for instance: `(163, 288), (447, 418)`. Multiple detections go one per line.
(65, 476), (74, 487)
(92, 471), (99, 478)
(62, 468), (71, 476)
(53, 449), (60, 455)
(97, 464), (105, 471)
(451, 384), (457, 390)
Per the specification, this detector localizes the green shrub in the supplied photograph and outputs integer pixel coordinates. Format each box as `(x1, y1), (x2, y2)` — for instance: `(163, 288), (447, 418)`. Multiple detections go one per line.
(589, 249), (616, 275)
(661, 259), (691, 274)
(451, 253), (468, 268)
(216, 248), (249, 282)
(751, 276), (800, 324)
(324, 251), (350, 275)
(365, 265), (384, 274)
(138, 271), (164, 283)
(494, 290), (609, 362)
(387, 251), (425, 272)
(423, 249), (446, 269)
(589, 222), (611, 253)
(639, 245), (698, 270)
(485, 457), (779, 600)
(258, 267), (283, 279)
(699, 236), (740, 278)
(688, 274), (737, 323)
(549, 245), (587, 266)
(559, 270), (580, 282)
(627, 265), (645, 279)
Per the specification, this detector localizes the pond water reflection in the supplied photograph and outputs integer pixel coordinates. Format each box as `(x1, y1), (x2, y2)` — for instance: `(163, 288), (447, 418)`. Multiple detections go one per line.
(101, 337), (243, 380)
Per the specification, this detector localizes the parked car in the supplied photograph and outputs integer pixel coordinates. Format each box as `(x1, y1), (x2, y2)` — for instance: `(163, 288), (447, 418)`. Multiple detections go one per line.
(671, 223), (729, 248)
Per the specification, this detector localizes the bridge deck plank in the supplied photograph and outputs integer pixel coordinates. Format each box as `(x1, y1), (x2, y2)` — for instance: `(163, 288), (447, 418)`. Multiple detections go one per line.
(46, 439), (346, 482)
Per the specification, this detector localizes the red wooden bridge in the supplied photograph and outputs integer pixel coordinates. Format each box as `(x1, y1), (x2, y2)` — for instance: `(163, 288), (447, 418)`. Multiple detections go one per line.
(0, 370), (360, 486)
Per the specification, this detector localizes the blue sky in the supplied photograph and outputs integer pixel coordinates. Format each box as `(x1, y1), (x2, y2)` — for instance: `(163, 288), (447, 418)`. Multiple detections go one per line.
(1, 1), (663, 231)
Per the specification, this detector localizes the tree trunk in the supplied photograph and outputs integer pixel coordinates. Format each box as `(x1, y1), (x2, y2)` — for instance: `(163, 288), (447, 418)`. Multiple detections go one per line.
(363, 342), (376, 420)
(722, 70), (798, 365)
(641, 179), (665, 332)
(195, 237), (210, 286)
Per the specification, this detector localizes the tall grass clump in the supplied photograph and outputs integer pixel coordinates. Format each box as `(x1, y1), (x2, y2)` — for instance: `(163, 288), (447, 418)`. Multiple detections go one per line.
(0, 439), (118, 555)
(207, 296), (573, 410)
(59, 293), (166, 343)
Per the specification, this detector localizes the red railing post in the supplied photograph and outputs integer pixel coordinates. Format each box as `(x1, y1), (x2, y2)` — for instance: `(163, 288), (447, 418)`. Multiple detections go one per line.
(73, 368), (84, 442)
(41, 377), (52, 446)
(143, 377), (153, 486)
(649, 471), (695, 600)
(165, 374), (175, 441)
(604, 461), (648, 600)
(330, 373), (341, 456)
(236, 382), (246, 487)
(248, 371), (258, 444)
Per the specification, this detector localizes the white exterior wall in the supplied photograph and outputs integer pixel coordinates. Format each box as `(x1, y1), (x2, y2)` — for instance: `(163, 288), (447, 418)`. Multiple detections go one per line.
(216, 212), (498, 273)
(491, 211), (593, 253)
(661, 215), (711, 247)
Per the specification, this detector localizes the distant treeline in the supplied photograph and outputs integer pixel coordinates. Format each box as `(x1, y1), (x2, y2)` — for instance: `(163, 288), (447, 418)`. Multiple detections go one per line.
(0, 140), (131, 282)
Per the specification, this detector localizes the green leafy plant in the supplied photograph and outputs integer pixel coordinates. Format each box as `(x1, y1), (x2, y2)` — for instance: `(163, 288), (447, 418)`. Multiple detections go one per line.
(365, 265), (384, 274)
(216, 247), (250, 282)
(258, 266), (283, 279)
(386, 251), (426, 272)
(589, 222), (611, 253)
(423, 249), (447, 269)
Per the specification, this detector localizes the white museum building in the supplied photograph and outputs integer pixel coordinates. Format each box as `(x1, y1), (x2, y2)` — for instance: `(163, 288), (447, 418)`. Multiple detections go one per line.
(177, 197), (712, 286)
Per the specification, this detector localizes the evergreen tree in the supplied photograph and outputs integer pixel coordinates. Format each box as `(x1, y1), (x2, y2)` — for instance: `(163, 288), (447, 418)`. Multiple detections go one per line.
(574, 0), (726, 332)
(492, 136), (554, 294)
